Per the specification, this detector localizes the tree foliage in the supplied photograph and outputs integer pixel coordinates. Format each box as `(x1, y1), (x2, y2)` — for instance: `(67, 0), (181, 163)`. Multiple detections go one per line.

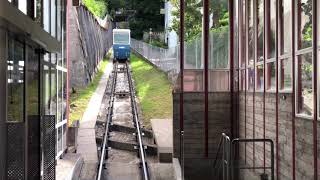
(170, 0), (229, 42)
(107, 0), (165, 39)
(82, 0), (108, 18)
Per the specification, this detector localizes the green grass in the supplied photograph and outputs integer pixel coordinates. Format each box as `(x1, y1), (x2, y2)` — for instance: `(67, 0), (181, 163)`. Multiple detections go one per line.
(82, 0), (108, 18)
(130, 54), (173, 128)
(69, 58), (109, 125)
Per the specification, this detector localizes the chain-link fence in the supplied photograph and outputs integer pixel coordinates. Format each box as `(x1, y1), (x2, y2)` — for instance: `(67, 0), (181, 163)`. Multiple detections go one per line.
(131, 27), (230, 92)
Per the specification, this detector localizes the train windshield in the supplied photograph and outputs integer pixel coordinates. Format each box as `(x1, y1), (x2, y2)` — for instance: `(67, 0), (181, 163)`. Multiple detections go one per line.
(114, 33), (130, 45)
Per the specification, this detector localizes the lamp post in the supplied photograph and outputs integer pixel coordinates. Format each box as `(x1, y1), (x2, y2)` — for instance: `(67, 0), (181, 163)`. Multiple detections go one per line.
(149, 28), (152, 43)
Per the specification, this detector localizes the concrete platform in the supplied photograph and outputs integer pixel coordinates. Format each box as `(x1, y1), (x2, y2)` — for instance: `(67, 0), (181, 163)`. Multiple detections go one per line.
(77, 62), (113, 180)
(151, 119), (173, 163)
(56, 153), (84, 180)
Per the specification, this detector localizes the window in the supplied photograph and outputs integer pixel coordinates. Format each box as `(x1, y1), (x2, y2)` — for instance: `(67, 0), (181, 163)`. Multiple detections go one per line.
(239, 0), (246, 92)
(266, 0), (276, 59)
(267, 62), (276, 90)
(18, 0), (27, 14)
(297, 53), (313, 116)
(297, 0), (312, 50)
(257, 0), (264, 61)
(57, 0), (62, 41)
(280, 58), (292, 91)
(255, 0), (264, 91)
(240, 69), (246, 91)
(34, 0), (42, 23)
(296, 0), (313, 117)
(247, 0), (254, 91)
(50, 66), (56, 116)
(279, 0), (292, 55)
(240, 0), (246, 68)
(248, 0), (254, 65)
(7, 39), (25, 123)
(256, 65), (264, 90)
(43, 63), (50, 115)
(51, 0), (56, 37)
(248, 67), (254, 91)
(113, 33), (130, 45)
(26, 46), (39, 116)
(43, 0), (50, 33)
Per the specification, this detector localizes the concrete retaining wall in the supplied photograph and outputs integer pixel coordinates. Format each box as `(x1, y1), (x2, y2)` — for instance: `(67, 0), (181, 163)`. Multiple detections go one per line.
(173, 92), (231, 180)
(239, 92), (316, 180)
(68, 5), (113, 88)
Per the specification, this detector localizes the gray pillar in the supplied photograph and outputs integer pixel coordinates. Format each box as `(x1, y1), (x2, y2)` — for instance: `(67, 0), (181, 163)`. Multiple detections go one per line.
(0, 25), (7, 180)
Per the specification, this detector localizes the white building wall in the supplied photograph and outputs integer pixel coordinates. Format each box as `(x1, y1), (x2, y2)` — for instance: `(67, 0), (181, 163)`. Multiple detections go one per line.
(165, 1), (178, 48)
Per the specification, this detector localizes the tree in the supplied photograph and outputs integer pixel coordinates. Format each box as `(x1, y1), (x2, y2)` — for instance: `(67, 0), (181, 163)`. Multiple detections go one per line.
(170, 0), (202, 42)
(107, 0), (164, 39)
(169, 0), (229, 42)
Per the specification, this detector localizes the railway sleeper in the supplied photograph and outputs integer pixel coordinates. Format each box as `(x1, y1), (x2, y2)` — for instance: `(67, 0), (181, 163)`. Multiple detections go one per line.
(108, 139), (157, 156)
(109, 123), (153, 138)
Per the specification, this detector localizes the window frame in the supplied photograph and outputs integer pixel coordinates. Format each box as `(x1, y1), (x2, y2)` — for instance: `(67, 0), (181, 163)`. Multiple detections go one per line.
(255, 0), (264, 92)
(247, 0), (255, 92)
(294, 0), (314, 118)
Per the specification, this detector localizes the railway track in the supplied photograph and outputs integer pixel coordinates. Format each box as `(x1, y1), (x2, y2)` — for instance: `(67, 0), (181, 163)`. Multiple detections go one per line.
(96, 61), (151, 180)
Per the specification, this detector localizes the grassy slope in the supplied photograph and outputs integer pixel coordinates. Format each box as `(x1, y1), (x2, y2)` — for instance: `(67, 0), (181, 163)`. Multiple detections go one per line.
(69, 59), (109, 124)
(130, 54), (173, 127)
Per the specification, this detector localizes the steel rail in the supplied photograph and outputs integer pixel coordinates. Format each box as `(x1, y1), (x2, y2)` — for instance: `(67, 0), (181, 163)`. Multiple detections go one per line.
(96, 62), (118, 180)
(125, 62), (150, 180)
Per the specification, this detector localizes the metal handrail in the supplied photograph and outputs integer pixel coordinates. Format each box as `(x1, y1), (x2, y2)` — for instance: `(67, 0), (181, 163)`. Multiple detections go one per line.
(96, 62), (118, 180)
(212, 133), (231, 180)
(214, 133), (275, 180)
(126, 62), (150, 180)
(230, 138), (275, 180)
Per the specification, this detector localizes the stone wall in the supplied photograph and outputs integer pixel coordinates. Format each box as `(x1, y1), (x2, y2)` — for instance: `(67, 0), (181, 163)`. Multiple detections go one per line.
(173, 92), (231, 180)
(68, 5), (113, 88)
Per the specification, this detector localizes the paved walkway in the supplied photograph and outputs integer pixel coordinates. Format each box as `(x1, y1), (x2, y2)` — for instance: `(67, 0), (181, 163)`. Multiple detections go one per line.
(77, 61), (113, 180)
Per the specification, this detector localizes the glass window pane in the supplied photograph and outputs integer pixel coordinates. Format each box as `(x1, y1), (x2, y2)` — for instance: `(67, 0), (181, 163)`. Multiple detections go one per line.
(240, 69), (245, 91)
(183, 70), (203, 92)
(7, 39), (25, 122)
(248, 67), (254, 91)
(248, 0), (254, 64)
(297, 53), (313, 116)
(280, 58), (292, 90)
(50, 67), (56, 117)
(267, 0), (276, 58)
(57, 70), (62, 123)
(27, 46), (39, 116)
(57, 0), (61, 41)
(234, 0), (239, 68)
(51, 53), (56, 64)
(18, 0), (27, 14)
(297, 0), (312, 50)
(279, 0), (292, 55)
(43, 64), (50, 115)
(256, 65), (264, 90)
(63, 72), (67, 120)
(240, 0), (246, 67)
(51, 0), (56, 37)
(57, 127), (63, 153)
(34, 0), (42, 23)
(266, 62), (276, 90)
(257, 0), (264, 61)
(43, 0), (50, 33)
